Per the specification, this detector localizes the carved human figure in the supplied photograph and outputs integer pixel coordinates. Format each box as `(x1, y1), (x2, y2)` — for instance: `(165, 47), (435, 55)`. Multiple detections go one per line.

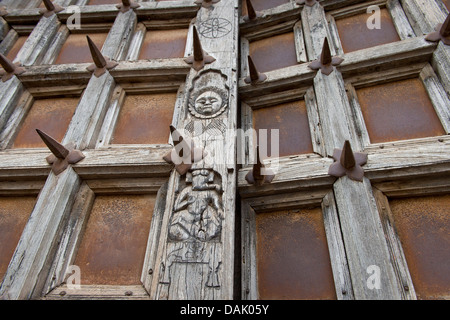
(194, 90), (223, 116)
(169, 169), (224, 242)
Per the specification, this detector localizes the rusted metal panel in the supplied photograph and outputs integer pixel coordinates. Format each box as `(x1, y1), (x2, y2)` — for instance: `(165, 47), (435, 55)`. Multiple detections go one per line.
(356, 78), (445, 144)
(0, 197), (36, 282)
(111, 93), (176, 145)
(252, 100), (314, 157)
(73, 194), (156, 285)
(242, 0), (290, 15)
(249, 32), (298, 73)
(54, 33), (108, 65)
(389, 194), (450, 300)
(6, 36), (27, 61)
(256, 207), (337, 300)
(12, 97), (79, 149)
(138, 29), (188, 60)
(335, 8), (400, 53)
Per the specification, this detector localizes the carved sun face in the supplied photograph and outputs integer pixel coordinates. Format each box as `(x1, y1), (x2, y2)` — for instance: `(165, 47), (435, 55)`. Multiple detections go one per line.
(194, 91), (223, 116)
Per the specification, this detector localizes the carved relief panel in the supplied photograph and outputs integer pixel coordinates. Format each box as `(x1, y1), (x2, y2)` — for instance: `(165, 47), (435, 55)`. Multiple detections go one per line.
(150, 0), (238, 300)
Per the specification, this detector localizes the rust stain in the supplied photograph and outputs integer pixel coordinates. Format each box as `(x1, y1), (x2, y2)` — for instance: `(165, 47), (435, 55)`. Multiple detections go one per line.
(255, 207), (337, 300)
(389, 194), (450, 300)
(356, 78), (445, 144)
(112, 93), (176, 145)
(249, 32), (298, 73)
(73, 194), (156, 285)
(336, 8), (400, 53)
(0, 197), (36, 282)
(6, 36), (27, 61)
(242, 0), (290, 15)
(138, 29), (188, 60)
(253, 100), (313, 157)
(54, 33), (108, 65)
(12, 97), (79, 149)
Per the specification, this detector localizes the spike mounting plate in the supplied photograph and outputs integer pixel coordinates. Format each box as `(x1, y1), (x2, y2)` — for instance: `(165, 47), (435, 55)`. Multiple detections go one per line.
(328, 140), (367, 182)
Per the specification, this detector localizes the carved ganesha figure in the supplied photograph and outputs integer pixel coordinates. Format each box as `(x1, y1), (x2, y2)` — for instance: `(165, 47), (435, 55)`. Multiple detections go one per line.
(168, 169), (224, 242)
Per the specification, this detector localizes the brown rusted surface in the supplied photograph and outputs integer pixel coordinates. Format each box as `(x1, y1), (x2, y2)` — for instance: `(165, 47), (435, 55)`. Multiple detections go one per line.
(12, 97), (79, 149)
(252, 100), (313, 157)
(249, 32), (298, 73)
(6, 36), (27, 61)
(389, 194), (450, 300)
(444, 0), (450, 11)
(356, 78), (445, 144)
(256, 207), (336, 300)
(0, 197), (36, 282)
(241, 0), (290, 16)
(54, 33), (108, 65)
(73, 194), (156, 285)
(87, 0), (119, 5)
(138, 29), (188, 60)
(336, 8), (400, 53)
(112, 93), (176, 145)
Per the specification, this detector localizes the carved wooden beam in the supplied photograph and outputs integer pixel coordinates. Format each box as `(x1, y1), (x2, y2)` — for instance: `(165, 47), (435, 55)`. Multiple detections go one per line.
(149, 0), (238, 300)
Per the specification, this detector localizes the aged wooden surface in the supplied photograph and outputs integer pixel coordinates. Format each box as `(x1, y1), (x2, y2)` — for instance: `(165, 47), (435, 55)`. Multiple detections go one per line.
(0, 0), (449, 300)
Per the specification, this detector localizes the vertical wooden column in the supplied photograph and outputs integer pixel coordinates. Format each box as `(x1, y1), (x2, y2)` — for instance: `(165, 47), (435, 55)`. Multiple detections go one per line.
(0, 8), (133, 299)
(304, 2), (403, 300)
(149, 0), (239, 300)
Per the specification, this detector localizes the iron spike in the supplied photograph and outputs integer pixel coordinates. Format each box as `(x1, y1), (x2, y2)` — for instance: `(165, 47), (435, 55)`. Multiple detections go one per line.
(42, 0), (55, 12)
(0, 53), (25, 82)
(440, 13), (450, 38)
(244, 55), (267, 84)
(86, 35), (106, 69)
(39, 0), (63, 17)
(36, 129), (70, 159)
(0, 53), (16, 73)
(320, 37), (332, 66)
(246, 0), (257, 20)
(340, 140), (356, 169)
(184, 26), (216, 71)
(192, 26), (204, 62)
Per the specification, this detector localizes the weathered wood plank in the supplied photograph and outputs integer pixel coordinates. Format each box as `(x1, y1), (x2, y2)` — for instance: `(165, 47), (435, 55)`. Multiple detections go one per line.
(62, 73), (115, 150)
(302, 1), (334, 60)
(333, 177), (403, 299)
(0, 77), (23, 133)
(0, 168), (81, 300)
(321, 191), (354, 300)
(420, 63), (450, 133)
(387, 0), (416, 40)
(14, 14), (60, 66)
(241, 201), (258, 300)
(372, 188), (417, 300)
(313, 69), (359, 156)
(42, 182), (94, 295)
(45, 284), (150, 300)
